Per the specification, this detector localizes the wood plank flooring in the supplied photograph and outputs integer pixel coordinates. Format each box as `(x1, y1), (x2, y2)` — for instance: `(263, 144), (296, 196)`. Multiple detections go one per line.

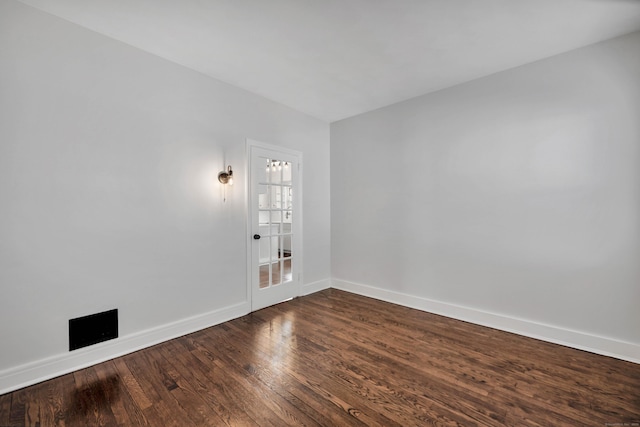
(1, 289), (639, 426)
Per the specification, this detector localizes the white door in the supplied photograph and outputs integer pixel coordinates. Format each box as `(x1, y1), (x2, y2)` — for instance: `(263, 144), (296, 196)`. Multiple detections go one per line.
(248, 143), (301, 311)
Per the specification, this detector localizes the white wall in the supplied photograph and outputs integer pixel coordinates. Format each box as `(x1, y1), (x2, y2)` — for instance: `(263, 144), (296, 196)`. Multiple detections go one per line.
(0, 0), (330, 392)
(331, 32), (640, 360)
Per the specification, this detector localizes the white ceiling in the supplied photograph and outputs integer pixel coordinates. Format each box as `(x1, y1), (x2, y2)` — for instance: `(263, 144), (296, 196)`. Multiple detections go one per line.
(17, 0), (640, 122)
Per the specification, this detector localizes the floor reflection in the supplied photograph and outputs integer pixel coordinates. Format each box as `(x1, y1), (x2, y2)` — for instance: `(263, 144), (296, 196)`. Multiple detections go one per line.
(259, 259), (292, 288)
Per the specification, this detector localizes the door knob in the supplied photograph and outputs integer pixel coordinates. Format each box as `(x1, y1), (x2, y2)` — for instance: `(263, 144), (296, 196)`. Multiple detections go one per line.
(253, 234), (261, 240)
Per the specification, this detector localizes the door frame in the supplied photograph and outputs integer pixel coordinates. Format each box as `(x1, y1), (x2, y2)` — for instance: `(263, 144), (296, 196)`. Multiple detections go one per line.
(246, 138), (303, 311)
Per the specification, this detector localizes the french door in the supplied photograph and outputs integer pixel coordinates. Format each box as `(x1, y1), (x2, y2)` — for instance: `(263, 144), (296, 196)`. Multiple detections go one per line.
(248, 142), (301, 311)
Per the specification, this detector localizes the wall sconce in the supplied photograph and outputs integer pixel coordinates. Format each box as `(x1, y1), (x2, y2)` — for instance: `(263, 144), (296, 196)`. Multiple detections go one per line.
(218, 165), (233, 185)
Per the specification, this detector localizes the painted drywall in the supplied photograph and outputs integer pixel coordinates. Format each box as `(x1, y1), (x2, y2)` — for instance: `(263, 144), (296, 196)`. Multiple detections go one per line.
(0, 0), (330, 388)
(331, 32), (640, 355)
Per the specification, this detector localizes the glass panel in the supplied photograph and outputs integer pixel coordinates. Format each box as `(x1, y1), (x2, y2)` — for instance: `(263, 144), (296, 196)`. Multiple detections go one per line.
(283, 186), (292, 209)
(283, 210), (292, 224)
(270, 236), (280, 261)
(270, 211), (282, 226)
(258, 210), (269, 225)
(282, 161), (292, 185)
(258, 185), (269, 209)
(282, 235), (292, 258)
(257, 157), (269, 184)
(259, 229), (270, 264)
(259, 264), (270, 289)
(282, 259), (292, 283)
(271, 185), (282, 209)
(271, 261), (282, 286)
(282, 222), (292, 236)
(269, 160), (282, 184)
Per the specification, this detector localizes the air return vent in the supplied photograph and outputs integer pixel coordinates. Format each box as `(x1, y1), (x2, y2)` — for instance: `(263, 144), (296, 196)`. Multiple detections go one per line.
(69, 309), (118, 351)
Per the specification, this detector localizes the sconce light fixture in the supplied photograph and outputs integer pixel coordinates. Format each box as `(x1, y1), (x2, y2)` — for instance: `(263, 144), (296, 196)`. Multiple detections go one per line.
(218, 165), (233, 185)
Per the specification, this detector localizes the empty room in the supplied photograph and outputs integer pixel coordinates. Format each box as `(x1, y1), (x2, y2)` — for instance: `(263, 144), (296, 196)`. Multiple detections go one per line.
(1, 0), (639, 425)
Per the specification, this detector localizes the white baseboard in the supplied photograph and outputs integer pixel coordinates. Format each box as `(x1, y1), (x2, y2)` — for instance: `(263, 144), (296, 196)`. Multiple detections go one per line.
(3, 278), (637, 395)
(0, 301), (250, 395)
(332, 278), (640, 364)
(301, 278), (332, 296)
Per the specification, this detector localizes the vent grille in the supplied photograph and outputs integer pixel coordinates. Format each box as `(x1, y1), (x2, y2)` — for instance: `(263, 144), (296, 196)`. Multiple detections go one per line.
(69, 309), (118, 351)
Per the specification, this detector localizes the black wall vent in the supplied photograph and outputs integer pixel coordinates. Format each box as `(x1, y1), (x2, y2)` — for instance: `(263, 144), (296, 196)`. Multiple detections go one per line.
(69, 309), (118, 351)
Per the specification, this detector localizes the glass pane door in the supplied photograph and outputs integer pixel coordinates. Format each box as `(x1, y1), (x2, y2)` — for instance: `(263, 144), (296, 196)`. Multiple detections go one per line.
(257, 158), (294, 289)
(250, 145), (300, 311)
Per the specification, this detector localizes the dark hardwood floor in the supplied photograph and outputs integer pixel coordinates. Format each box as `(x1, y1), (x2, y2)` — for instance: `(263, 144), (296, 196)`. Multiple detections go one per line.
(1, 289), (639, 426)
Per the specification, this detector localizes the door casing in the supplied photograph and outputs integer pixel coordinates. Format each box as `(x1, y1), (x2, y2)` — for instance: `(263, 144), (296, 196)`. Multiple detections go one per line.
(246, 139), (303, 311)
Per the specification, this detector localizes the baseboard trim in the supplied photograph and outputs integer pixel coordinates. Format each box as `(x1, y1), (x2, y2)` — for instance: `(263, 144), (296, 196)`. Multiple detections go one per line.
(301, 278), (332, 296)
(0, 301), (250, 395)
(331, 278), (640, 364)
(4, 279), (637, 395)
